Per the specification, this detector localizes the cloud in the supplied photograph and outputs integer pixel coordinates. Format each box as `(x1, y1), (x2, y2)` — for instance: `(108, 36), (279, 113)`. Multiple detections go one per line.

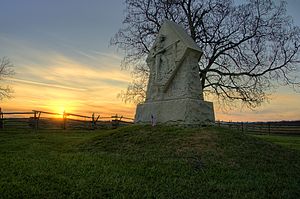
(13, 52), (131, 88)
(2, 34), (299, 121)
(7, 77), (87, 91)
(0, 35), (135, 117)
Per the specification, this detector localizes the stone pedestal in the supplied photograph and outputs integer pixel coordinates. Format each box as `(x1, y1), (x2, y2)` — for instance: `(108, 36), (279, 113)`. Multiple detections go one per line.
(135, 98), (215, 126)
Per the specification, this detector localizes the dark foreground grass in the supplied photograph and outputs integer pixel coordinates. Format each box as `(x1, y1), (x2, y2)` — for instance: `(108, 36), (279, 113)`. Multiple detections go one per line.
(0, 126), (299, 198)
(251, 134), (300, 151)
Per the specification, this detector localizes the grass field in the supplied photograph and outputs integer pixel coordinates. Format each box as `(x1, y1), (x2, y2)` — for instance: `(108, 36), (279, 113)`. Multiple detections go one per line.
(0, 126), (299, 198)
(251, 134), (300, 151)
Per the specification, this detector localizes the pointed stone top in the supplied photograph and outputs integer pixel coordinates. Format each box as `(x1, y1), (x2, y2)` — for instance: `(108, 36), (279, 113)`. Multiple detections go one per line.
(160, 20), (202, 53)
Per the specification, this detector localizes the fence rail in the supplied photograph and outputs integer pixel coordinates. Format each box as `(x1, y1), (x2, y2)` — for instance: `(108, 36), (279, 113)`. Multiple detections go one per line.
(0, 108), (134, 130)
(217, 121), (300, 135)
(2, 108), (299, 135)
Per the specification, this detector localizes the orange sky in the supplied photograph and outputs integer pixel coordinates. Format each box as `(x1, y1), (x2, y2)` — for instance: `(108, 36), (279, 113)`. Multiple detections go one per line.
(1, 1), (300, 122)
(1, 50), (299, 122)
(1, 52), (136, 119)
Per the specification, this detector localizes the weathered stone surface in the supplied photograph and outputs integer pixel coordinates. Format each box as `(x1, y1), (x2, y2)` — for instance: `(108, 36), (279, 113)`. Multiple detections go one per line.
(134, 20), (215, 125)
(135, 99), (214, 125)
(145, 20), (204, 101)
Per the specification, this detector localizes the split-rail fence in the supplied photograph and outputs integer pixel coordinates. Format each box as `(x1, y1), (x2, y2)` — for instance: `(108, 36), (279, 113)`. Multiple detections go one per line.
(217, 121), (300, 135)
(0, 108), (134, 130)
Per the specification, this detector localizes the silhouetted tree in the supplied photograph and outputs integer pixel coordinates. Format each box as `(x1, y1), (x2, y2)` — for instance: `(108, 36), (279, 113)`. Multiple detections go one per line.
(0, 57), (14, 100)
(112, 0), (300, 108)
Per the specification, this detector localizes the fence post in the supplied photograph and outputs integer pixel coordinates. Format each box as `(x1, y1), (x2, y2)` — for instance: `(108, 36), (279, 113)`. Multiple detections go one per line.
(112, 114), (119, 129)
(33, 111), (37, 131)
(92, 113), (95, 130)
(0, 108), (3, 129)
(242, 122), (244, 133)
(37, 111), (41, 130)
(33, 110), (41, 131)
(268, 122), (271, 135)
(63, 111), (66, 130)
(94, 115), (100, 130)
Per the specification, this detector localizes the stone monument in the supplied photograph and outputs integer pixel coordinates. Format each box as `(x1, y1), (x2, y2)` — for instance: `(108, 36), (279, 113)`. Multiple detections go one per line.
(134, 20), (215, 125)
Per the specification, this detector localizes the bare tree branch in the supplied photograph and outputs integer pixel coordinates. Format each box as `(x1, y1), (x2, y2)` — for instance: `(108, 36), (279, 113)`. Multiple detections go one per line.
(0, 57), (14, 100)
(112, 0), (300, 107)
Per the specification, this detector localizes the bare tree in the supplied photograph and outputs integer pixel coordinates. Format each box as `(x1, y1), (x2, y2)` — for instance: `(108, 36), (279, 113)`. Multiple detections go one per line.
(0, 57), (14, 100)
(112, 0), (300, 108)
(117, 68), (148, 104)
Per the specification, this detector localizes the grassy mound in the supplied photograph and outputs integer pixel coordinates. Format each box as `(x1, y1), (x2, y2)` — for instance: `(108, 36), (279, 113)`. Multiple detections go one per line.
(0, 125), (299, 198)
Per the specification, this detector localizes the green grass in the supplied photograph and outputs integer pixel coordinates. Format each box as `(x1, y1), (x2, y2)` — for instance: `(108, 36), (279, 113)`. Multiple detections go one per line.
(0, 126), (299, 198)
(251, 134), (300, 151)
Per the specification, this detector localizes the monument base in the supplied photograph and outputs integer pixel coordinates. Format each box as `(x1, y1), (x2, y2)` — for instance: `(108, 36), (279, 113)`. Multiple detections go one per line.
(135, 98), (215, 126)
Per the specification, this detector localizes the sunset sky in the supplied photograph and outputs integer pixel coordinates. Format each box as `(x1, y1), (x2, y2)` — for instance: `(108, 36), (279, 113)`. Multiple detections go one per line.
(0, 0), (300, 122)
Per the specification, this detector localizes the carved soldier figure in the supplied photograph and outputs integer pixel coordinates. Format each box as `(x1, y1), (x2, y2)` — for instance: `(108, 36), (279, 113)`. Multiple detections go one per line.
(151, 35), (166, 82)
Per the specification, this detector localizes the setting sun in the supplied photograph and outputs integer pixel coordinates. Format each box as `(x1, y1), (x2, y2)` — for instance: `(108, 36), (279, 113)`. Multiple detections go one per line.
(47, 100), (77, 115)
(45, 101), (90, 119)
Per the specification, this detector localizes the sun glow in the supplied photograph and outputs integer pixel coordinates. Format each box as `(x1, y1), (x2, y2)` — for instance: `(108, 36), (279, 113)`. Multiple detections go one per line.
(56, 106), (65, 115)
(45, 100), (78, 117)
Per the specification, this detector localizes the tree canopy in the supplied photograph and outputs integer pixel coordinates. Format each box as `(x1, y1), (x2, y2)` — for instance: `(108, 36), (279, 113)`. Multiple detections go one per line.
(112, 0), (300, 108)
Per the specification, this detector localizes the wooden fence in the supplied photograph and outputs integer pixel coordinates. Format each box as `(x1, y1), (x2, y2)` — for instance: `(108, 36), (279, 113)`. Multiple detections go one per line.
(217, 121), (300, 135)
(0, 108), (134, 130)
(1, 108), (298, 135)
